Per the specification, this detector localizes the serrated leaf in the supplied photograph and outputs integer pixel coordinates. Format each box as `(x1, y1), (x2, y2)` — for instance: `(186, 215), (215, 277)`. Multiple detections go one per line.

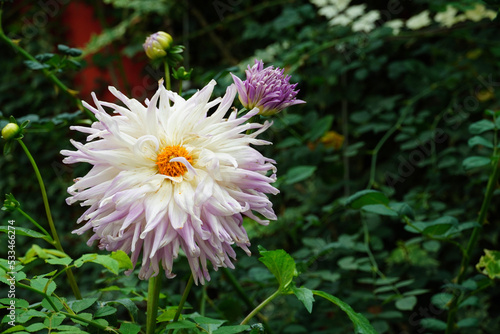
(345, 190), (390, 209)
(469, 119), (495, 134)
(463, 156), (490, 171)
(213, 325), (251, 334)
(283, 166), (316, 185)
(111, 250), (133, 269)
(395, 296), (417, 311)
(291, 286), (314, 313)
(476, 249), (500, 279)
(119, 322), (141, 334)
(71, 298), (98, 313)
(258, 248), (297, 291)
(312, 290), (377, 334)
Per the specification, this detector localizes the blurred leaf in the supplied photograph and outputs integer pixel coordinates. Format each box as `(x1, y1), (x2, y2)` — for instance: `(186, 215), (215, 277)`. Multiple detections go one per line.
(344, 190), (390, 209)
(463, 156), (490, 171)
(23, 60), (50, 70)
(213, 325), (251, 334)
(457, 318), (479, 328)
(283, 166), (316, 185)
(468, 135), (494, 149)
(469, 119), (495, 134)
(111, 250), (133, 270)
(420, 318), (447, 330)
(119, 322), (142, 334)
(395, 296), (417, 311)
(165, 320), (197, 329)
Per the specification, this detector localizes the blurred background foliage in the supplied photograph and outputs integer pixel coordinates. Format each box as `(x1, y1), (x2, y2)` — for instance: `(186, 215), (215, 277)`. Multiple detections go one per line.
(1, 0), (500, 333)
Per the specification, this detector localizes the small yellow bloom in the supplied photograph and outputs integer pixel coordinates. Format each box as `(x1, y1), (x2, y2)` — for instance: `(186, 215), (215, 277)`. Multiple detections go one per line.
(320, 131), (345, 150)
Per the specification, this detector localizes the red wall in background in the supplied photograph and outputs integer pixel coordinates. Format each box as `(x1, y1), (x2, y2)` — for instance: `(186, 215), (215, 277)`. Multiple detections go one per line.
(62, 1), (147, 103)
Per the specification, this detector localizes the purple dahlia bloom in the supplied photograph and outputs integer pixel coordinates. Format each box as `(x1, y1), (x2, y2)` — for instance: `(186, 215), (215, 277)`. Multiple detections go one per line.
(61, 80), (278, 284)
(231, 59), (305, 116)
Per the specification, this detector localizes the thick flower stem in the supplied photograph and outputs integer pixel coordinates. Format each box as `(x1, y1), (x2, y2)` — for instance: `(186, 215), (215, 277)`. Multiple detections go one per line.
(167, 275), (194, 334)
(16, 207), (54, 244)
(164, 59), (171, 91)
(240, 289), (280, 325)
(445, 157), (500, 334)
(17, 139), (82, 300)
(146, 273), (162, 334)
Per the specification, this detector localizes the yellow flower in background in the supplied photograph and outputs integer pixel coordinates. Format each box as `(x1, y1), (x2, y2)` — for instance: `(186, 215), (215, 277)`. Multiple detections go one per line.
(320, 131), (345, 150)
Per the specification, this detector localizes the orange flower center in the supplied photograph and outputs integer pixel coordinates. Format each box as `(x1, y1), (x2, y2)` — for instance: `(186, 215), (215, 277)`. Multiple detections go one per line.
(156, 145), (193, 177)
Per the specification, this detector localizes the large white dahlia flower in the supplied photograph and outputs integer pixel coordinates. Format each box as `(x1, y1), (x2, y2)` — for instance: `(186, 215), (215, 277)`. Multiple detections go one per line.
(61, 80), (279, 284)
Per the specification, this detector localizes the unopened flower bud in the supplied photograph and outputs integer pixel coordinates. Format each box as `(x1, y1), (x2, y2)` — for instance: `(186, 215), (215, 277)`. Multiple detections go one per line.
(143, 31), (173, 60)
(2, 194), (20, 212)
(1, 122), (20, 140)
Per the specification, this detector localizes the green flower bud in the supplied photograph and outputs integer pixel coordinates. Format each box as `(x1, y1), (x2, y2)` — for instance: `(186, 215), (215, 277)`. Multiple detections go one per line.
(1, 122), (21, 140)
(2, 194), (20, 212)
(172, 66), (193, 80)
(143, 31), (174, 60)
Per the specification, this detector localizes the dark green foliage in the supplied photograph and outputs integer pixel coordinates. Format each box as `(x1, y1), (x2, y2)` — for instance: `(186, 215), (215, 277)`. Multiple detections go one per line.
(2, 0), (500, 333)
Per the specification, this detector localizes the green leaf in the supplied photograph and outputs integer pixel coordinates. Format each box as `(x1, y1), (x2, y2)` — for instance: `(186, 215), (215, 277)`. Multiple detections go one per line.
(0, 226), (50, 241)
(463, 156), (490, 171)
(469, 119), (495, 134)
(165, 320), (197, 329)
(213, 325), (251, 334)
(111, 250), (133, 270)
(312, 290), (377, 334)
(70, 312), (92, 326)
(459, 296), (479, 308)
(193, 316), (226, 332)
(420, 318), (447, 330)
(468, 135), (494, 149)
(71, 298), (98, 313)
(476, 249), (500, 279)
(431, 293), (454, 310)
(345, 190), (390, 209)
(24, 60), (50, 70)
(30, 277), (56, 295)
(258, 248), (297, 291)
(291, 286), (315, 313)
(283, 166), (316, 185)
(457, 318), (479, 328)
(362, 204), (398, 216)
(395, 296), (417, 311)
(74, 253), (120, 275)
(2, 325), (25, 333)
(95, 305), (117, 318)
(24, 323), (47, 332)
(119, 322), (142, 334)
(45, 257), (72, 266)
(110, 299), (138, 321)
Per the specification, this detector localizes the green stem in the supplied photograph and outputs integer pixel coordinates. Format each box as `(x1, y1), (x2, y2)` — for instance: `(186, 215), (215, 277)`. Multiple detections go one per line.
(16, 281), (59, 311)
(167, 275), (194, 334)
(61, 312), (119, 333)
(0, 8), (94, 121)
(146, 274), (162, 334)
(17, 139), (81, 300)
(164, 59), (171, 91)
(445, 157), (500, 334)
(178, 79), (183, 96)
(16, 207), (54, 244)
(221, 268), (274, 333)
(240, 289), (280, 325)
